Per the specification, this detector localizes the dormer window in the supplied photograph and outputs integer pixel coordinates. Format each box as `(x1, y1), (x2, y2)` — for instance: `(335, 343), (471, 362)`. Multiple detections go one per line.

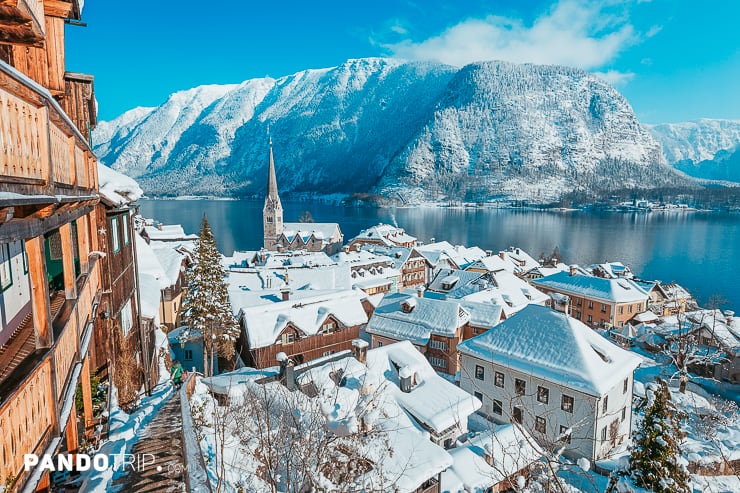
(401, 297), (417, 313)
(281, 332), (295, 344)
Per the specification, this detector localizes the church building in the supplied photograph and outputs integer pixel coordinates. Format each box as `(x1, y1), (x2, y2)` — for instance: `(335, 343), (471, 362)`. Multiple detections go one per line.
(263, 139), (344, 254)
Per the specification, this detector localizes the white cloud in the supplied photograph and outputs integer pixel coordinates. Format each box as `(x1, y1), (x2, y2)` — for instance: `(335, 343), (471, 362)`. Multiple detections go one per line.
(383, 0), (637, 75)
(593, 70), (635, 86)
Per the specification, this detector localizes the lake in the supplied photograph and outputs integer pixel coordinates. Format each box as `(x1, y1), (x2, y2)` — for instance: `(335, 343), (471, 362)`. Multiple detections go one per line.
(138, 199), (740, 311)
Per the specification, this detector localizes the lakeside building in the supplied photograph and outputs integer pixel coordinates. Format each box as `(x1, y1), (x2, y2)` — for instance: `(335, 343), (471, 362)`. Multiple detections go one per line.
(348, 223), (417, 249)
(360, 244), (430, 290)
(531, 267), (651, 328)
(0, 2), (114, 490)
(458, 305), (641, 461)
(262, 139), (343, 254)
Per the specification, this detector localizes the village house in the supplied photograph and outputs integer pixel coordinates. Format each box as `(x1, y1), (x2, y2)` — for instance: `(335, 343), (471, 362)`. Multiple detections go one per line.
(0, 2), (113, 490)
(141, 221), (198, 243)
(348, 223), (417, 249)
(365, 292), (503, 375)
(531, 267), (651, 328)
(416, 241), (488, 275)
(332, 248), (400, 296)
(361, 245), (430, 290)
(263, 139), (343, 254)
(458, 305), (642, 461)
(235, 289), (373, 368)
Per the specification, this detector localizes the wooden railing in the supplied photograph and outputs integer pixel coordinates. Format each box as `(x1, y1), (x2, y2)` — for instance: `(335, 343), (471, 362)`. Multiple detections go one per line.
(0, 59), (97, 195)
(0, 257), (100, 488)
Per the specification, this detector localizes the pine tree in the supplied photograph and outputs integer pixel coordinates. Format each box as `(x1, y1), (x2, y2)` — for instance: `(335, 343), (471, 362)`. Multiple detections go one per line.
(180, 215), (239, 377)
(627, 379), (691, 493)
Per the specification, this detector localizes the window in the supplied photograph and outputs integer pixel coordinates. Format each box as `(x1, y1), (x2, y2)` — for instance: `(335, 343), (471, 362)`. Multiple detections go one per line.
(430, 339), (447, 351)
(475, 365), (485, 381)
(515, 378), (526, 396)
(602, 396), (609, 414)
(575, 310), (581, 320)
(120, 299), (133, 336)
(587, 314), (593, 323)
(429, 356), (446, 368)
(619, 306), (624, 315)
(322, 350), (335, 357)
(110, 217), (120, 253)
(588, 300), (594, 309)
(492, 399), (503, 415)
(474, 391), (483, 402)
(621, 407), (627, 422)
(576, 299), (582, 306)
(0, 243), (12, 292)
(376, 341), (383, 348)
(623, 378), (629, 394)
(559, 425), (572, 444)
(184, 349), (193, 361)
(537, 386), (549, 404)
(535, 416), (546, 433)
(281, 332), (295, 344)
(601, 303), (607, 313)
(494, 371), (505, 388)
(562, 394), (574, 413)
(512, 406), (523, 424)
(122, 214), (130, 245)
(628, 304), (633, 313)
(601, 426), (607, 441)
(21, 242), (28, 274)
(320, 321), (335, 334)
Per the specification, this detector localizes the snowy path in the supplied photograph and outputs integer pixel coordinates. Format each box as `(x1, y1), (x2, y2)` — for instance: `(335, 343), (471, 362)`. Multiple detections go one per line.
(111, 392), (187, 492)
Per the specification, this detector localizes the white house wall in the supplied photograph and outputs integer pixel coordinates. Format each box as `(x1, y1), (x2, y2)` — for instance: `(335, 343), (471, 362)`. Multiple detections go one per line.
(460, 353), (634, 461)
(0, 240), (32, 346)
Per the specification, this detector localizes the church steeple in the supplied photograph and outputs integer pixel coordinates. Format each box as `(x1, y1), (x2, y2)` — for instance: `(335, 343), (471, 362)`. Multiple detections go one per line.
(263, 136), (284, 250)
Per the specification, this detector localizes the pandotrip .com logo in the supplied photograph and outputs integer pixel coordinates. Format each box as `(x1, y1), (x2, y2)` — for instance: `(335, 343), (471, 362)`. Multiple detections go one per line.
(23, 453), (185, 474)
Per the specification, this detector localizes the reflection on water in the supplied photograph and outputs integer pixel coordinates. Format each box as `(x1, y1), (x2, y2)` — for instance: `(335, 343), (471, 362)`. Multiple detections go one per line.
(138, 199), (740, 310)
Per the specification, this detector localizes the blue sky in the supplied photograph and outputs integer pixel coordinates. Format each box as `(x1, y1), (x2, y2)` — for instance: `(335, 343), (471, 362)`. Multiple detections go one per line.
(67, 0), (739, 123)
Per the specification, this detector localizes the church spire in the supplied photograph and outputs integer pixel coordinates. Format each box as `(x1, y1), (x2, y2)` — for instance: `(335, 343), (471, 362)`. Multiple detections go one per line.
(267, 136), (279, 199)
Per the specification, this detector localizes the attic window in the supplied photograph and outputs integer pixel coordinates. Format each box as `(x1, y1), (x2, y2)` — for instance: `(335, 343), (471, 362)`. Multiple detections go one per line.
(441, 275), (459, 290)
(617, 281), (631, 290)
(591, 345), (611, 363)
(522, 289), (533, 300)
(502, 294), (513, 307)
(401, 297), (417, 313)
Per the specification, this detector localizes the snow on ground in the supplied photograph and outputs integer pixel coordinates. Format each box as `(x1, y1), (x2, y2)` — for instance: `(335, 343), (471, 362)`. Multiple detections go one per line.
(78, 383), (173, 492)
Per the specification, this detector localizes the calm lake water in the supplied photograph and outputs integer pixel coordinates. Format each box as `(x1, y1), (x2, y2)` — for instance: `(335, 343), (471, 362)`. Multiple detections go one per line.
(139, 199), (740, 311)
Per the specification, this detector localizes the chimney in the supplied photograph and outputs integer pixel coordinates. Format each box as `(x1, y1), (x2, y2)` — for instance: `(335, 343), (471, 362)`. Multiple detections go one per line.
(276, 352), (296, 391)
(343, 245), (350, 253)
(352, 339), (369, 364)
(416, 286), (425, 298)
(498, 251), (506, 260)
(569, 264), (578, 276)
(399, 366), (414, 393)
(157, 223), (163, 231)
(486, 250), (493, 257)
(355, 243), (361, 252)
(280, 286), (290, 301)
(725, 310), (734, 326)
(484, 443), (495, 466)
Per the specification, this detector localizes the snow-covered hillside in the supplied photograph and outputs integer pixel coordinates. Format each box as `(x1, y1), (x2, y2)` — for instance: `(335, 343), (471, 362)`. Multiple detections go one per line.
(93, 58), (691, 203)
(648, 119), (740, 164)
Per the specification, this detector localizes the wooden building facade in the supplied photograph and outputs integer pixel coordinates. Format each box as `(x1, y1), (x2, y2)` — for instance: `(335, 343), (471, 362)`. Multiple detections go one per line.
(0, 2), (107, 491)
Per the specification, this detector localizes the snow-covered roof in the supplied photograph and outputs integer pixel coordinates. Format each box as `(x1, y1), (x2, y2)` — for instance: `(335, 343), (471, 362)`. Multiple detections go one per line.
(460, 270), (548, 318)
(350, 223), (416, 247)
(633, 311), (659, 323)
(458, 305), (642, 396)
(532, 271), (650, 304)
(441, 424), (543, 493)
(281, 222), (340, 244)
(151, 243), (186, 287)
(239, 289), (369, 349)
(365, 293), (470, 345)
(659, 282), (693, 301)
(416, 241), (487, 270)
(144, 223), (198, 241)
(250, 250), (336, 269)
(587, 262), (633, 279)
(138, 273), (161, 321)
(332, 249), (394, 268)
(97, 164), (143, 207)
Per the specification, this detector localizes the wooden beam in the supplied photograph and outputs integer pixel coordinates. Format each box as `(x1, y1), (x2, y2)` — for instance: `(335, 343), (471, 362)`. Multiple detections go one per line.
(43, 0), (73, 18)
(26, 235), (53, 347)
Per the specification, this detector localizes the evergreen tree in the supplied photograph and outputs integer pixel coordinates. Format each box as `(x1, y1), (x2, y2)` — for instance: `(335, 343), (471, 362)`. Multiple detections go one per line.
(627, 379), (691, 493)
(180, 215), (239, 377)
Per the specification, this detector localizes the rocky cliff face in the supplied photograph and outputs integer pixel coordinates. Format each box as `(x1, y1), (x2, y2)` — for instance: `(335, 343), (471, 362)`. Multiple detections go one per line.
(93, 58), (689, 203)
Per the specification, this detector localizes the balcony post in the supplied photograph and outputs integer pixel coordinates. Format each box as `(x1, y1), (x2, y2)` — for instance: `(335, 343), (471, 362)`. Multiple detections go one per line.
(25, 235), (53, 347)
(77, 214), (91, 274)
(80, 355), (94, 439)
(59, 222), (77, 300)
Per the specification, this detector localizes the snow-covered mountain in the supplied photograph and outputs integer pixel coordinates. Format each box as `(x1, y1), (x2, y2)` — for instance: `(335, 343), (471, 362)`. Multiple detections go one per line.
(93, 58), (690, 203)
(647, 119), (740, 182)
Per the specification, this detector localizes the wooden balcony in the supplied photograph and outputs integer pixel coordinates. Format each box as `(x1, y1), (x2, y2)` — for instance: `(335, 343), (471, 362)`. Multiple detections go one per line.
(0, 255), (100, 487)
(0, 58), (97, 196)
(0, 0), (46, 46)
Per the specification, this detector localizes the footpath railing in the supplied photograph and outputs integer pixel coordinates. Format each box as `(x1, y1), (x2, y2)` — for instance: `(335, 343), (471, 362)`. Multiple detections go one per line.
(180, 373), (213, 493)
